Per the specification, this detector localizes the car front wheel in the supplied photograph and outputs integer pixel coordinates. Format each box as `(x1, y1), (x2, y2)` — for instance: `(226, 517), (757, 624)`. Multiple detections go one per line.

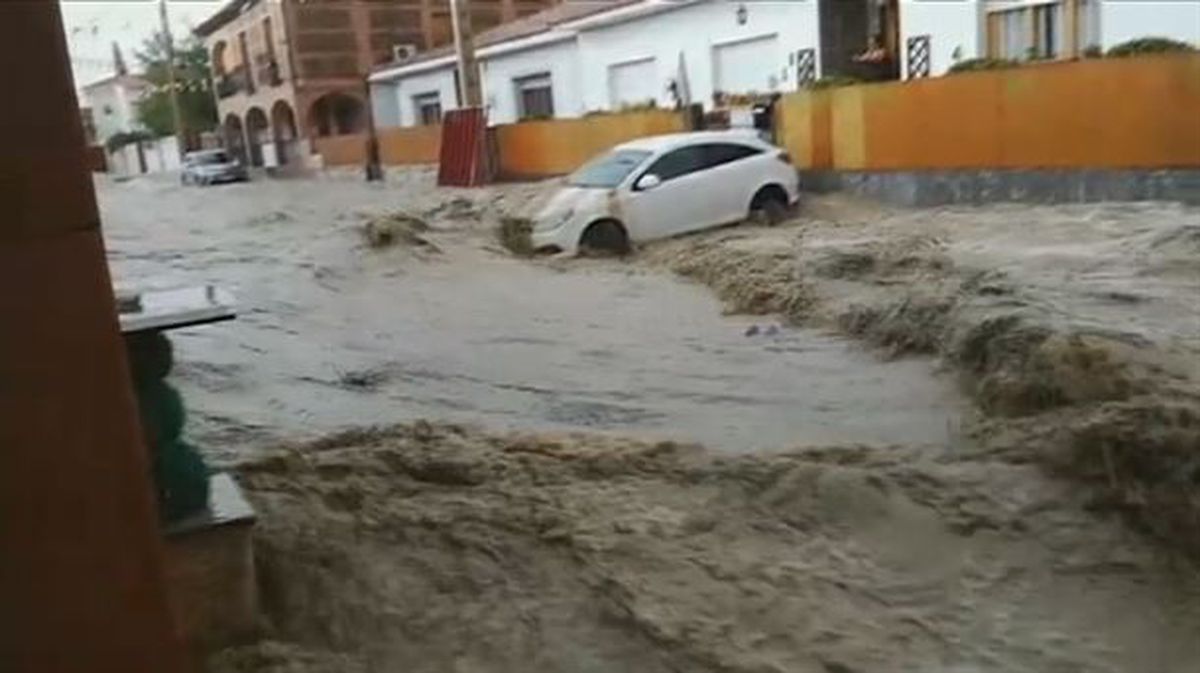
(578, 219), (630, 257)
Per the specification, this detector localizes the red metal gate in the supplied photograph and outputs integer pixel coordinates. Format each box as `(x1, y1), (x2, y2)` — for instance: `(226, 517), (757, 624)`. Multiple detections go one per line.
(437, 107), (490, 187)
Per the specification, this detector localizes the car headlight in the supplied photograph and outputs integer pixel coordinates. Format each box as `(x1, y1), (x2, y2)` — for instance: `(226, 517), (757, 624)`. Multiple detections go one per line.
(538, 208), (574, 232)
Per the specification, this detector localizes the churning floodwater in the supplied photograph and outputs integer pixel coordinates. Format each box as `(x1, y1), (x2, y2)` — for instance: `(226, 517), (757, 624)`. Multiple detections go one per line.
(100, 172), (961, 461)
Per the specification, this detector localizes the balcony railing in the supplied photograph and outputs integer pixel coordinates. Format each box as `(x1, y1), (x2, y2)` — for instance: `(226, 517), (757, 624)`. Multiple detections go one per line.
(257, 60), (283, 88)
(216, 67), (254, 99)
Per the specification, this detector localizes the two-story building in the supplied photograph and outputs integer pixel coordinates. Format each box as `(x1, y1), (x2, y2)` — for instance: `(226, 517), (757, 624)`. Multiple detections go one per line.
(80, 73), (150, 143)
(195, 0), (556, 168)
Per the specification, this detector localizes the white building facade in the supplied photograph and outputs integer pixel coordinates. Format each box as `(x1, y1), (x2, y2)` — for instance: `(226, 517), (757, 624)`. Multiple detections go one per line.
(906, 0), (1200, 77)
(371, 0), (825, 127)
(80, 74), (149, 142)
(370, 0), (1200, 129)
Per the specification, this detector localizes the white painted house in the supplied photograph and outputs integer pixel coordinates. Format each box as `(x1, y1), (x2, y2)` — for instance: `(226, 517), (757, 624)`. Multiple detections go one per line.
(905, 0), (1200, 77)
(371, 0), (824, 127)
(370, 0), (1200, 129)
(80, 74), (150, 142)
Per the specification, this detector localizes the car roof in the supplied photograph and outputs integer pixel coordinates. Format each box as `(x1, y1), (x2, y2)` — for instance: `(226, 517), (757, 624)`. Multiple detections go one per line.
(614, 130), (768, 153)
(186, 149), (227, 157)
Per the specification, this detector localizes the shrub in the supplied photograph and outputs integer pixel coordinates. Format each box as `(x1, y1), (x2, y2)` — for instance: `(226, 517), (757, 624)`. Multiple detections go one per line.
(1106, 37), (1196, 58)
(947, 57), (1020, 74)
(1082, 45), (1104, 59)
(804, 76), (862, 90)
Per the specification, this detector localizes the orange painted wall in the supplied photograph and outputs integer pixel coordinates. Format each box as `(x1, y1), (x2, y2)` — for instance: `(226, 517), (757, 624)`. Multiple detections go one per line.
(313, 133), (368, 167)
(379, 125), (442, 165)
(817, 54), (1200, 170)
(496, 110), (686, 178)
(776, 91), (833, 170)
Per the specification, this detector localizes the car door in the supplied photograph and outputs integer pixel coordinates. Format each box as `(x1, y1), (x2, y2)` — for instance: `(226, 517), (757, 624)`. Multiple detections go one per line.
(696, 143), (767, 224)
(620, 145), (715, 240)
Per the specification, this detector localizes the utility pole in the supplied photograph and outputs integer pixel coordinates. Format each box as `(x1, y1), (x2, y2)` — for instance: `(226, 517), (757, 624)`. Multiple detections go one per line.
(449, 0), (482, 107)
(159, 0), (186, 158)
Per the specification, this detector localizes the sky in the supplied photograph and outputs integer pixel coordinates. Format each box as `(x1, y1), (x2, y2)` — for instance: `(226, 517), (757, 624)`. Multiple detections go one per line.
(60, 0), (224, 88)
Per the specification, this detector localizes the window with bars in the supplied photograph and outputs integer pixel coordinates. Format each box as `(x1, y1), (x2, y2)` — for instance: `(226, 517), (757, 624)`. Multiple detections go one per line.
(514, 73), (554, 120)
(413, 92), (442, 126)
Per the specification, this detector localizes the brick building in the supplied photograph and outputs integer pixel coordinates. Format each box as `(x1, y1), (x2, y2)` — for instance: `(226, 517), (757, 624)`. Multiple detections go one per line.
(195, 0), (554, 168)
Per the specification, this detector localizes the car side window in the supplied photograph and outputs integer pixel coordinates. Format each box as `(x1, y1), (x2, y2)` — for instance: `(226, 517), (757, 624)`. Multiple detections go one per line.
(643, 146), (707, 183)
(701, 143), (763, 170)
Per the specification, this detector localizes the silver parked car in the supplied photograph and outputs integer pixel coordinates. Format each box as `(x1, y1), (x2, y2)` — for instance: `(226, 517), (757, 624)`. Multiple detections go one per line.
(181, 149), (248, 186)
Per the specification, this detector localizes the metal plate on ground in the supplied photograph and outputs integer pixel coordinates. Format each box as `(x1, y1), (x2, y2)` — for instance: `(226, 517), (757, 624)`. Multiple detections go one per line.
(118, 285), (236, 334)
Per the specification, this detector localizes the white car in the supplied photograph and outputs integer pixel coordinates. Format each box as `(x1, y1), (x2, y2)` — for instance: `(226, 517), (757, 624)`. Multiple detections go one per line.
(532, 131), (799, 254)
(181, 149), (248, 186)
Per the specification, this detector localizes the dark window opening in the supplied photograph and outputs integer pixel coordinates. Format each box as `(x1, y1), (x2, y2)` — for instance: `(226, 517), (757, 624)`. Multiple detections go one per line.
(515, 73), (553, 120)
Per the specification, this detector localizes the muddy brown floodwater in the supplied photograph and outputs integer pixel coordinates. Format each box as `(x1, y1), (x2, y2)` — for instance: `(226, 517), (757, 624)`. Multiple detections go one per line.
(101, 171), (960, 461)
(98, 170), (1200, 673)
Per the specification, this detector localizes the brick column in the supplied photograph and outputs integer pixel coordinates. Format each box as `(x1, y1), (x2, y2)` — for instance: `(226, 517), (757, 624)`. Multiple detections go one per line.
(0, 3), (189, 672)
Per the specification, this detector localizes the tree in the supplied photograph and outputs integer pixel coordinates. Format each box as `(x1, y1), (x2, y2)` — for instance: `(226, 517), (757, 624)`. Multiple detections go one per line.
(135, 32), (218, 138)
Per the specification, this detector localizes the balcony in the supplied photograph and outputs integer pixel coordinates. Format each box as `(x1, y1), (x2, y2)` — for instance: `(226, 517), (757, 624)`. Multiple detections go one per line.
(216, 67), (254, 99)
(256, 58), (283, 88)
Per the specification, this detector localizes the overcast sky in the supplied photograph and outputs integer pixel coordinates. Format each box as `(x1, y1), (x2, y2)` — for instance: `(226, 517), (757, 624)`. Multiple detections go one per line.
(61, 0), (224, 87)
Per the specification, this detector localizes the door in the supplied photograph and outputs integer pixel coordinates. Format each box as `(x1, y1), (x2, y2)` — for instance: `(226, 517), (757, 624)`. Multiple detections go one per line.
(608, 57), (658, 109)
(712, 34), (779, 94)
(621, 146), (714, 240)
(695, 143), (768, 223)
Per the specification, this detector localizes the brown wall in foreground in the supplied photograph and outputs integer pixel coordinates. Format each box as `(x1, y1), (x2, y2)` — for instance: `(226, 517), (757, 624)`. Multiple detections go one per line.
(778, 54), (1200, 171)
(1, 3), (189, 672)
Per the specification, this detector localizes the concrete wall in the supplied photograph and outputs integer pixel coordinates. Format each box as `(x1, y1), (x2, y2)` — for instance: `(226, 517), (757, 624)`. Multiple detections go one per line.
(574, 0), (821, 112)
(822, 54), (1200, 170)
(380, 124), (442, 165)
(482, 38), (582, 124)
(495, 108), (685, 177)
(900, 0), (984, 76)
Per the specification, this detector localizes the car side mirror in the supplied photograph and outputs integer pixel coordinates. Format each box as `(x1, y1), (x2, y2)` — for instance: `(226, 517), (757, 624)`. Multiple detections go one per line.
(635, 174), (662, 191)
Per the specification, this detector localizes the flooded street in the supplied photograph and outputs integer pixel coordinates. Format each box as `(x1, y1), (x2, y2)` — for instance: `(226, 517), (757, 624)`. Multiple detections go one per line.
(101, 171), (961, 460)
(96, 171), (1200, 673)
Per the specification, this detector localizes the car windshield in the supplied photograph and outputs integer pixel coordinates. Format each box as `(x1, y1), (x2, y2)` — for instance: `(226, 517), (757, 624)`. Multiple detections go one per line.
(567, 149), (652, 188)
(191, 152), (230, 165)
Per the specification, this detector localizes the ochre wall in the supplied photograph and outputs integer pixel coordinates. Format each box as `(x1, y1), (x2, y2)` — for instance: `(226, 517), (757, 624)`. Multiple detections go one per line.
(776, 55), (1200, 172)
(495, 110), (686, 178)
(312, 133), (367, 166)
(379, 125), (442, 165)
(775, 90), (833, 170)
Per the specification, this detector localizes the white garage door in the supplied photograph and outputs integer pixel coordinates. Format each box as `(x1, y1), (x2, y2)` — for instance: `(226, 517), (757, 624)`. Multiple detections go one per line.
(712, 34), (779, 94)
(608, 57), (658, 108)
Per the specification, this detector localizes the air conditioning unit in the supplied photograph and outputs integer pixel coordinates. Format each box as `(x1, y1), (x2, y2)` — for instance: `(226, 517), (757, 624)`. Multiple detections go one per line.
(392, 44), (418, 62)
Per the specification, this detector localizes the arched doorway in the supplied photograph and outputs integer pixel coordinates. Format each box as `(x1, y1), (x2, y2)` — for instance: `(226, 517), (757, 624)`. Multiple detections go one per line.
(245, 107), (270, 167)
(271, 100), (298, 166)
(223, 114), (246, 165)
(308, 92), (365, 137)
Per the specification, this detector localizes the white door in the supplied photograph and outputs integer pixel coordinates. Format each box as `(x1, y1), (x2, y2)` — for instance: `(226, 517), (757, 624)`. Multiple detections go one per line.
(694, 143), (769, 223)
(621, 145), (717, 240)
(712, 34), (779, 94)
(608, 57), (658, 109)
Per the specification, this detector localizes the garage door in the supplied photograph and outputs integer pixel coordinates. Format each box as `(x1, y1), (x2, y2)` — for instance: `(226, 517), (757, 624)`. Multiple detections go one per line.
(608, 57), (658, 108)
(712, 34), (779, 94)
